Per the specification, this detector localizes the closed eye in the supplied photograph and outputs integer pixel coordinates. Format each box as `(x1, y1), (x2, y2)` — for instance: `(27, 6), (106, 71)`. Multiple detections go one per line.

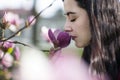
(70, 19), (76, 22)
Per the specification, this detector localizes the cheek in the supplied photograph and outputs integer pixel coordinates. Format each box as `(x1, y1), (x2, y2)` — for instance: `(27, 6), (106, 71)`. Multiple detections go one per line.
(75, 35), (91, 48)
(74, 21), (91, 47)
(75, 16), (91, 37)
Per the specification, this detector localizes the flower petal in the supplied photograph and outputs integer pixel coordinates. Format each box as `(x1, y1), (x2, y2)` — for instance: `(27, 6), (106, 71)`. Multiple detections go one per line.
(54, 29), (62, 39)
(3, 41), (15, 49)
(2, 53), (13, 68)
(14, 47), (20, 60)
(48, 29), (58, 47)
(28, 15), (36, 25)
(57, 31), (71, 48)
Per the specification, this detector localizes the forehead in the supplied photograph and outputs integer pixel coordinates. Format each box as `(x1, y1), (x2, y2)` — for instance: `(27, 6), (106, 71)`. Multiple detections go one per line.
(64, 0), (78, 7)
(64, 0), (81, 13)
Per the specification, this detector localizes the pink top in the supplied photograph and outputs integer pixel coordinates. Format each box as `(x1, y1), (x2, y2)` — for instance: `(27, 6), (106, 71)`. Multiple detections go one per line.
(50, 50), (100, 80)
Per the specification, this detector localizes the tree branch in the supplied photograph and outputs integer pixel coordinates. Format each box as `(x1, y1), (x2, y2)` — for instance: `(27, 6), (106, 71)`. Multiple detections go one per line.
(0, 0), (57, 42)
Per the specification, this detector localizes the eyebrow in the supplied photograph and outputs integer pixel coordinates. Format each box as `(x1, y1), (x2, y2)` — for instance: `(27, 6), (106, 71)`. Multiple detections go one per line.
(64, 12), (76, 16)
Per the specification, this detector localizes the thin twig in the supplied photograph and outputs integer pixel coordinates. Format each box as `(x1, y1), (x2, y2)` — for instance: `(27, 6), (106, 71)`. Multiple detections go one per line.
(1, 0), (57, 42)
(2, 27), (26, 41)
(9, 41), (31, 47)
(28, 0), (57, 26)
(12, 41), (31, 47)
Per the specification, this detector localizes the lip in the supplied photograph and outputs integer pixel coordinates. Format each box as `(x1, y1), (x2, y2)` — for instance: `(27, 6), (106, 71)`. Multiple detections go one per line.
(71, 36), (77, 40)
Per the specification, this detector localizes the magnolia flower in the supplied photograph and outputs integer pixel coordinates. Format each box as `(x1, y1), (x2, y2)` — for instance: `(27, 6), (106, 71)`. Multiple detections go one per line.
(0, 41), (20, 69)
(2, 53), (14, 68)
(25, 15), (36, 27)
(0, 41), (14, 54)
(48, 29), (71, 49)
(48, 29), (71, 58)
(3, 12), (21, 26)
(2, 12), (23, 32)
(1, 41), (15, 49)
(27, 15), (36, 26)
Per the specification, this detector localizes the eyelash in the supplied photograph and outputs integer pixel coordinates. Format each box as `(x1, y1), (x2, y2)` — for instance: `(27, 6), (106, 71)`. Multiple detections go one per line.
(70, 19), (76, 22)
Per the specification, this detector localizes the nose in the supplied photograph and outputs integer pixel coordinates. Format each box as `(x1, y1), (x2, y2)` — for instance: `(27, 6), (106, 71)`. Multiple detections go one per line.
(64, 21), (72, 32)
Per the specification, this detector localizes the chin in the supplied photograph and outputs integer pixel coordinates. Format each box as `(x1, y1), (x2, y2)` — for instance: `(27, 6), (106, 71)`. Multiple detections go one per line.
(75, 43), (83, 48)
(75, 42), (88, 48)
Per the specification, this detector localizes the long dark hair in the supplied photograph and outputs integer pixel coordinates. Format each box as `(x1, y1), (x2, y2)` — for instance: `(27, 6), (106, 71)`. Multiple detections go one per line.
(78, 0), (120, 80)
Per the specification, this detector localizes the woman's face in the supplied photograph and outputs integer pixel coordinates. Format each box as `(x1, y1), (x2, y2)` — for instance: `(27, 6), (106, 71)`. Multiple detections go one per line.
(64, 0), (91, 48)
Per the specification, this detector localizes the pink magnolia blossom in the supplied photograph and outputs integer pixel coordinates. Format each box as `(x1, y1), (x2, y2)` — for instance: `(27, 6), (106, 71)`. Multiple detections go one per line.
(48, 29), (71, 48)
(2, 12), (23, 32)
(27, 15), (36, 26)
(0, 41), (15, 53)
(48, 28), (71, 58)
(0, 41), (21, 68)
(1, 40), (15, 49)
(3, 12), (21, 26)
(2, 53), (14, 68)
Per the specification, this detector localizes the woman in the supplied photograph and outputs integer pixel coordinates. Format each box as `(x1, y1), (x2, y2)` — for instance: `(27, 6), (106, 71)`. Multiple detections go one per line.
(63, 0), (120, 80)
